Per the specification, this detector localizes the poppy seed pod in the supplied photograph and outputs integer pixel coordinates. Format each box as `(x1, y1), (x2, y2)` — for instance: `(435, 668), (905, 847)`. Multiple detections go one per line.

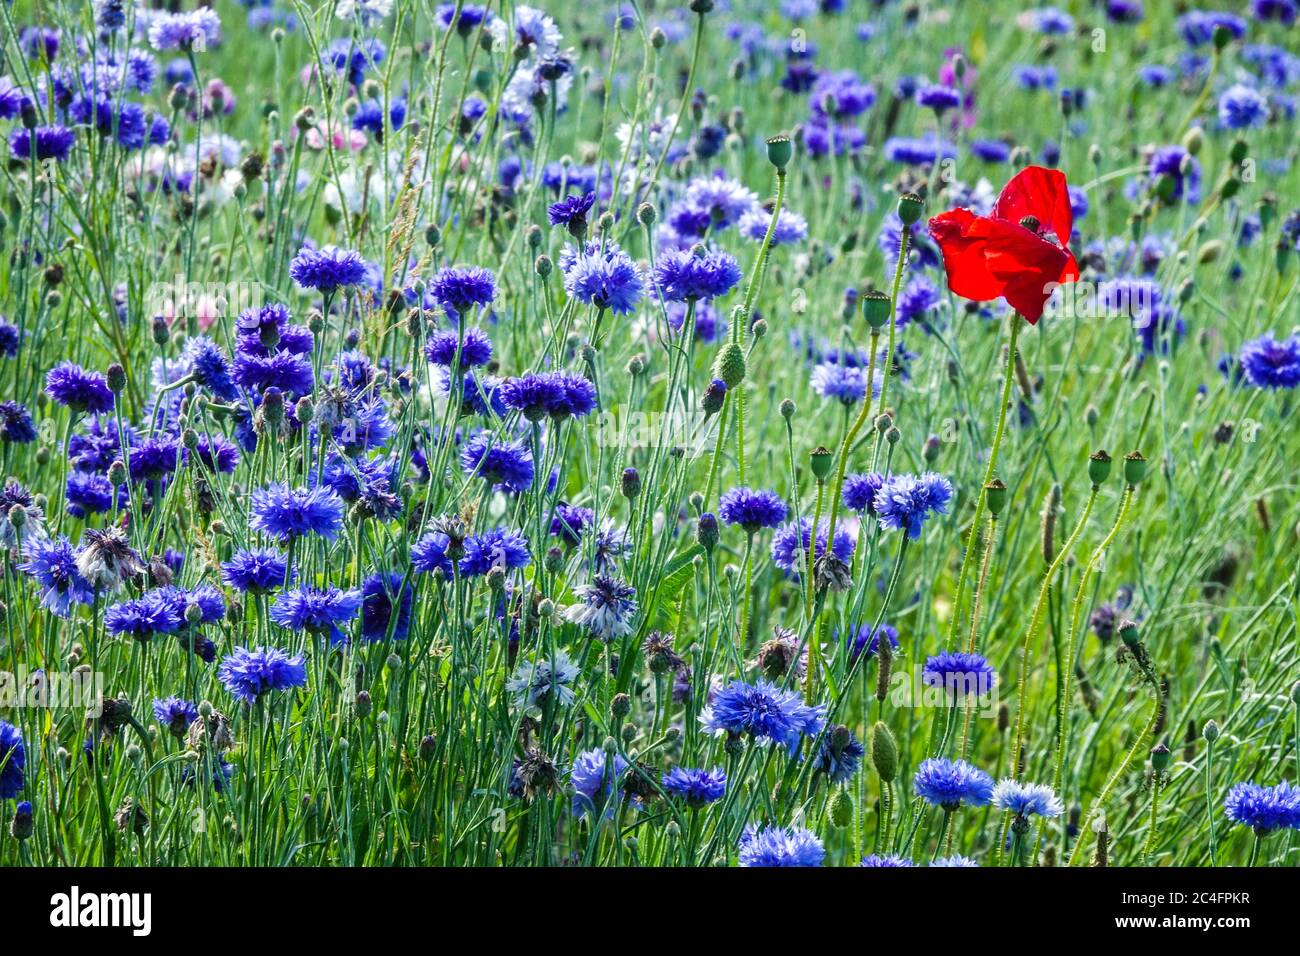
(1149, 743), (1171, 772)
(765, 134), (793, 171)
(1123, 450), (1147, 485)
(1088, 449), (1111, 486)
(861, 289), (892, 329)
(985, 478), (1008, 516)
(897, 192), (924, 225)
(809, 446), (833, 481)
(1118, 619), (1140, 647)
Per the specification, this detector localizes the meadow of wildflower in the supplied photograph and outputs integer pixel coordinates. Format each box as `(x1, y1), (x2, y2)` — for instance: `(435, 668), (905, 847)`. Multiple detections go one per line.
(0, 0), (1297, 876)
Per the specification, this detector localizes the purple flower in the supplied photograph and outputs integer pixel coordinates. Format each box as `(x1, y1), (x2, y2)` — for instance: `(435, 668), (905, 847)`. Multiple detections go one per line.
(923, 651), (997, 697)
(560, 241), (645, 314)
(1239, 332), (1300, 388)
(360, 572), (412, 641)
(842, 472), (887, 514)
(0, 401), (36, 444)
(770, 517), (856, 578)
(153, 697), (199, 737)
(460, 431), (535, 493)
(548, 190), (595, 232)
(702, 678), (825, 752)
(249, 483), (346, 543)
(662, 767), (728, 806)
(873, 472), (953, 539)
(563, 574), (637, 640)
(19, 536), (96, 618)
(45, 362), (114, 414)
(738, 824), (824, 867)
(501, 371), (598, 421)
(423, 327), (493, 367)
(9, 125), (76, 162)
(271, 585), (363, 645)
(148, 9), (221, 51)
(913, 758), (994, 810)
(1224, 781), (1300, 834)
(218, 646), (308, 704)
(719, 486), (788, 532)
(847, 622), (899, 662)
(221, 548), (291, 594)
(429, 265), (496, 316)
(289, 245), (369, 293)
(653, 247), (743, 302)
(0, 720), (25, 798)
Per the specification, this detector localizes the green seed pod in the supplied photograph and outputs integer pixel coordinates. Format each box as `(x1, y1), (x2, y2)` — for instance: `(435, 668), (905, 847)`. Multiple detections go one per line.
(1150, 743), (1171, 772)
(896, 191), (925, 225)
(870, 721), (898, 783)
(861, 290), (892, 330)
(809, 446), (833, 482)
(1123, 450), (1147, 485)
(985, 478), (1008, 516)
(765, 134), (793, 171)
(1088, 449), (1112, 487)
(1118, 619), (1140, 647)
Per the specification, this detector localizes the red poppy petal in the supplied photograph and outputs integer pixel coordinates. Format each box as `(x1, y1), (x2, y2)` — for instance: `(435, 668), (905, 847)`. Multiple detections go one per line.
(928, 209), (1005, 301)
(991, 165), (1074, 248)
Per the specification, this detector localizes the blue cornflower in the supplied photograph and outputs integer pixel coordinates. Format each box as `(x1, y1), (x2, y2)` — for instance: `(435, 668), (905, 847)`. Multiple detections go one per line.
(860, 854), (914, 867)
(429, 265), (496, 316)
(923, 651), (997, 697)
(105, 592), (182, 642)
(874, 472), (953, 539)
(1238, 333), (1300, 388)
(737, 824), (825, 867)
(0, 720), (25, 798)
(810, 69), (876, 119)
(811, 360), (879, 405)
(916, 82), (962, 112)
(222, 548), (291, 594)
(321, 36), (385, 85)
(232, 351), (315, 397)
(1150, 145), (1201, 203)
(0, 320), (20, 357)
(10, 125), (77, 162)
(992, 779), (1064, 819)
(1031, 6), (1074, 32)
(661, 767), (728, 807)
(186, 434), (240, 474)
(1219, 83), (1268, 129)
(770, 517), (856, 578)
(147, 8), (221, 51)
(152, 697), (198, 737)
(270, 586), (363, 645)
(563, 575), (638, 641)
(702, 678), (826, 752)
(847, 622), (899, 662)
(1224, 781), (1300, 834)
(501, 370), (598, 421)
(18, 536), (95, 618)
(440, 368), (507, 417)
(1177, 10), (1247, 46)
(570, 748), (628, 818)
(812, 725), (866, 784)
(360, 572), (412, 641)
(423, 327), (493, 367)
(0, 401), (36, 443)
(218, 646), (308, 705)
(883, 135), (956, 166)
(183, 336), (239, 400)
(897, 275), (942, 325)
(249, 483), (345, 543)
(128, 435), (180, 482)
(506, 648), (580, 708)
(1251, 0), (1297, 24)
(842, 472), (887, 514)
(1012, 64), (1058, 90)
(970, 138), (1011, 163)
(460, 528), (532, 577)
(289, 244), (369, 293)
(560, 241), (645, 314)
(653, 247), (743, 302)
(737, 207), (808, 245)
(45, 362), (114, 414)
(913, 758), (995, 811)
(550, 502), (595, 546)
(931, 855), (980, 867)
(181, 754), (234, 792)
(460, 431), (535, 493)
(718, 486), (788, 532)
(411, 532), (453, 576)
(548, 190), (595, 232)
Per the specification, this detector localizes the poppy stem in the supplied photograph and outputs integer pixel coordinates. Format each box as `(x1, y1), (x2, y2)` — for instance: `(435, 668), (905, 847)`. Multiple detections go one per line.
(943, 314), (1022, 656)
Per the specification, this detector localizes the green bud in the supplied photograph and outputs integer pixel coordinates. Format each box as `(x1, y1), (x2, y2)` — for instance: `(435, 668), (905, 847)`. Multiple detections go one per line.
(1118, 619), (1140, 647)
(985, 478), (1007, 516)
(712, 341), (746, 388)
(1202, 719), (1220, 743)
(830, 789), (854, 828)
(1150, 743), (1171, 772)
(870, 721), (897, 783)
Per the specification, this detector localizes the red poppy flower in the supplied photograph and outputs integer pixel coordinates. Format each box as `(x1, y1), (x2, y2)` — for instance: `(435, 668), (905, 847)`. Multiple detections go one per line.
(928, 166), (1079, 323)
